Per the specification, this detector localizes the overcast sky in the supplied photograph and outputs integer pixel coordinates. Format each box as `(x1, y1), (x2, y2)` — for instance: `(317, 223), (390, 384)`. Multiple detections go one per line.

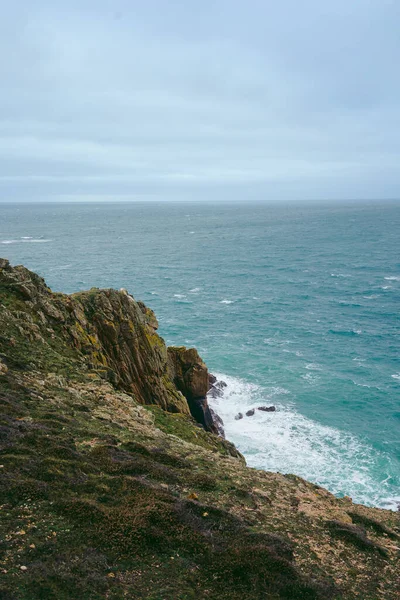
(1, 0), (400, 203)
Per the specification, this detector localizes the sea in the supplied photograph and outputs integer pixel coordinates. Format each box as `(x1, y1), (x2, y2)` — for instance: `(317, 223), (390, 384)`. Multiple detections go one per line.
(1, 201), (399, 510)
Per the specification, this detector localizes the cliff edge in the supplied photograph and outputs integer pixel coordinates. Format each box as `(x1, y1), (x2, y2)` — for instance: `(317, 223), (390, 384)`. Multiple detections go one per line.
(0, 259), (399, 599)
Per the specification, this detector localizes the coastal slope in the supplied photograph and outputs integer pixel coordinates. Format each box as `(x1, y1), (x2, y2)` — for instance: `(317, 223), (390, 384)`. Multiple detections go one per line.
(0, 259), (399, 599)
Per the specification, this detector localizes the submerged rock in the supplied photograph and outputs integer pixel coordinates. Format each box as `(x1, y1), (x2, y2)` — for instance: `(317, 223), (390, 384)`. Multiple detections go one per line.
(235, 412), (243, 420)
(246, 409), (255, 417)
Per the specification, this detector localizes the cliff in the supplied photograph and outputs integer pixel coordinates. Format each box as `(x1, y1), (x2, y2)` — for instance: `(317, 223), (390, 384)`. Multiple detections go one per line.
(0, 259), (399, 600)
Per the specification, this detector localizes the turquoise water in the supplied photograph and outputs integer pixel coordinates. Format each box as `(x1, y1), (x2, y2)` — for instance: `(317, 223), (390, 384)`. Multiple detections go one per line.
(1, 201), (399, 508)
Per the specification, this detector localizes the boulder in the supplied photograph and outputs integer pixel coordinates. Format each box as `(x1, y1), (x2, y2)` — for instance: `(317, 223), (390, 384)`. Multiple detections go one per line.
(246, 409), (255, 417)
(235, 412), (243, 420)
(258, 406), (276, 412)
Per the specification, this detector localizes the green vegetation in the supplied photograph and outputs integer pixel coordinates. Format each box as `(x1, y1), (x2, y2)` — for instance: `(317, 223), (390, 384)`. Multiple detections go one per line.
(0, 260), (399, 599)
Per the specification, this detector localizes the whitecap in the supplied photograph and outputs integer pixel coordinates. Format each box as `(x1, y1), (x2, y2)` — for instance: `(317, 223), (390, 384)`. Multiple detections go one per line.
(331, 273), (352, 278)
(301, 372), (320, 385)
(21, 236), (33, 240)
(362, 294), (380, 299)
(23, 238), (53, 243)
(352, 380), (371, 388)
(305, 363), (321, 371)
(391, 373), (400, 381)
(384, 276), (400, 281)
(173, 294), (186, 299)
(1, 240), (17, 244)
(220, 299), (234, 304)
(189, 287), (201, 293)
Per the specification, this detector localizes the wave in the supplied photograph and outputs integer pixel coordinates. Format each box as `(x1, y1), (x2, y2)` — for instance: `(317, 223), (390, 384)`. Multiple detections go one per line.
(331, 273), (352, 278)
(173, 294), (186, 299)
(189, 287), (201, 293)
(220, 299), (234, 304)
(1, 238), (53, 244)
(384, 276), (400, 281)
(208, 373), (399, 509)
(305, 363), (321, 371)
(391, 373), (400, 381)
(329, 329), (361, 336)
(49, 264), (72, 271)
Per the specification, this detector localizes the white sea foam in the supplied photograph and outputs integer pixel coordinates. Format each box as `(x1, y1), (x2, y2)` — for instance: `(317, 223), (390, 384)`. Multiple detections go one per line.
(301, 372), (320, 385)
(1, 238), (53, 244)
(220, 299), (234, 304)
(391, 373), (400, 381)
(208, 373), (399, 509)
(189, 287), (201, 293)
(362, 294), (380, 299)
(173, 294), (186, 299)
(384, 276), (400, 281)
(381, 286), (391, 290)
(305, 363), (321, 371)
(331, 273), (352, 278)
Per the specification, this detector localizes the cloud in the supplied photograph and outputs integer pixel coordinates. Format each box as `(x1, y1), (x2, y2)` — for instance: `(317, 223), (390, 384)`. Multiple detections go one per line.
(1, 0), (400, 202)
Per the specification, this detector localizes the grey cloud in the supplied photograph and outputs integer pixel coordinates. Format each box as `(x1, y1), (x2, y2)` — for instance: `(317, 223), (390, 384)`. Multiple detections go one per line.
(1, 0), (399, 202)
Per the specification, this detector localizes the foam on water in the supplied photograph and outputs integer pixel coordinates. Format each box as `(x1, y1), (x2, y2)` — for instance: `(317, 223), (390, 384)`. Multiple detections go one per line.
(209, 373), (399, 509)
(1, 238), (53, 244)
(384, 276), (400, 281)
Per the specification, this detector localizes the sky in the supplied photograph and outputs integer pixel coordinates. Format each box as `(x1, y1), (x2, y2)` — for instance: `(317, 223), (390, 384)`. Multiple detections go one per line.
(1, 0), (400, 203)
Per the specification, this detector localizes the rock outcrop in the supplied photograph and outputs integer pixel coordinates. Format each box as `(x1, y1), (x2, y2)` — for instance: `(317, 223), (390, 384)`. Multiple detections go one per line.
(1, 259), (399, 600)
(167, 346), (219, 434)
(0, 258), (218, 430)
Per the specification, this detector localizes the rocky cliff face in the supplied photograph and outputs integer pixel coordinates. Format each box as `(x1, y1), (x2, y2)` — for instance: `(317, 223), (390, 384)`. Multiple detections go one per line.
(0, 258), (220, 433)
(0, 259), (399, 600)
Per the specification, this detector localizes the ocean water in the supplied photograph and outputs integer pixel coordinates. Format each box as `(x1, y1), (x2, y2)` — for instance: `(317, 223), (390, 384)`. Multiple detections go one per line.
(1, 201), (399, 509)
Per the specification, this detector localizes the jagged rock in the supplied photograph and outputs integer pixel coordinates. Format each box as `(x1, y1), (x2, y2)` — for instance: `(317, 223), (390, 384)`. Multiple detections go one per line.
(246, 409), (255, 417)
(210, 408), (225, 438)
(258, 406), (276, 412)
(215, 380), (227, 389)
(208, 376), (228, 399)
(208, 373), (217, 387)
(168, 346), (219, 434)
(0, 260), (188, 415)
(208, 385), (224, 399)
(235, 412), (243, 420)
